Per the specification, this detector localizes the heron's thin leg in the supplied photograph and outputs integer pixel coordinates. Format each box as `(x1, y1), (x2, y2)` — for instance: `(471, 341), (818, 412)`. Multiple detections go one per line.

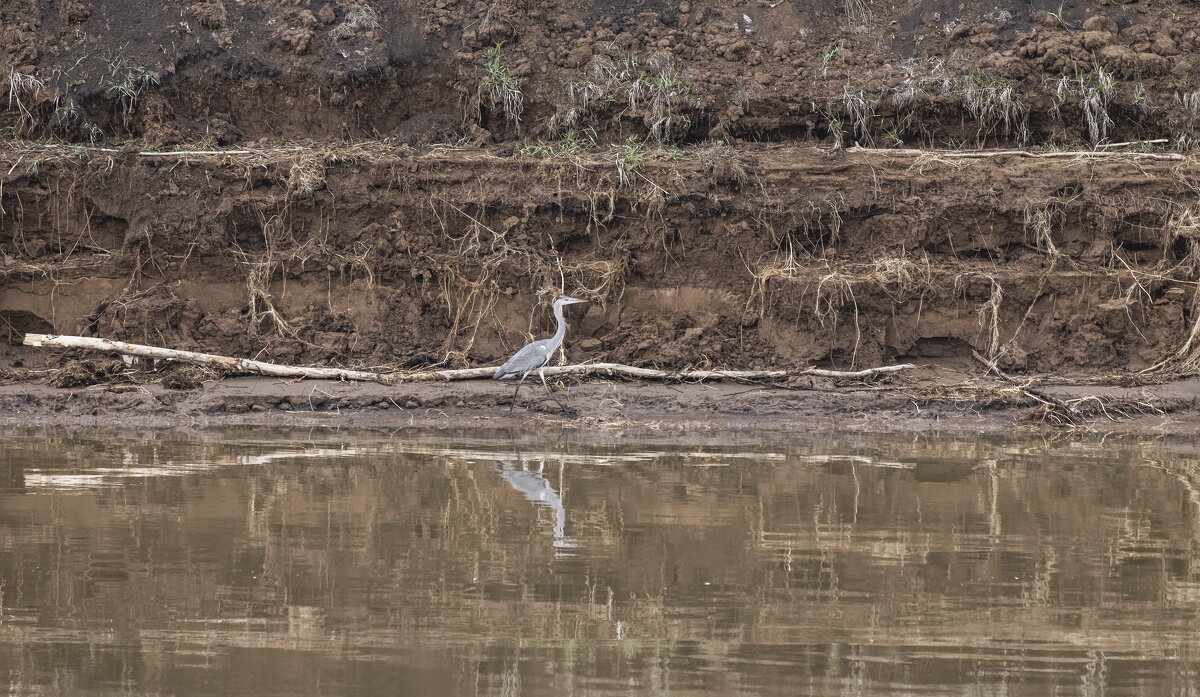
(539, 367), (569, 412)
(508, 373), (528, 416)
(508, 383), (520, 415)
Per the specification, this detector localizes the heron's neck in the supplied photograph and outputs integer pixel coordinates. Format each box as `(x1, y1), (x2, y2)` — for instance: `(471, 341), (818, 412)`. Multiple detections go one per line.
(551, 302), (569, 342)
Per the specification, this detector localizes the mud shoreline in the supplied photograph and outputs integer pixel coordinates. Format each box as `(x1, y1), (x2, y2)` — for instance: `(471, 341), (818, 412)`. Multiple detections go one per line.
(2, 370), (1196, 435)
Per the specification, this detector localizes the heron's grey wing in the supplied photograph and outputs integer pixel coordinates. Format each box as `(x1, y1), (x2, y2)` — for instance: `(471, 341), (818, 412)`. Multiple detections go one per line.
(494, 339), (554, 379)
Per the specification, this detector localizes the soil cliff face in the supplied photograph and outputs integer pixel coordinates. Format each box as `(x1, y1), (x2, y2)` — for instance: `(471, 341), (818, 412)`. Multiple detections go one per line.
(4, 0), (1200, 379)
(3, 144), (1198, 376)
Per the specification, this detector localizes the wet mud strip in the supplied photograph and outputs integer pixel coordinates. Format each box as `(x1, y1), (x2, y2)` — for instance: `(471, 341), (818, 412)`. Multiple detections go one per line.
(0, 372), (1196, 434)
(6, 0), (1200, 427)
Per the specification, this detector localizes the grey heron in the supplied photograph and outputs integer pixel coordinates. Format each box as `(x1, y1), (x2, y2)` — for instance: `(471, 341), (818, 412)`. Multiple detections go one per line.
(493, 295), (586, 413)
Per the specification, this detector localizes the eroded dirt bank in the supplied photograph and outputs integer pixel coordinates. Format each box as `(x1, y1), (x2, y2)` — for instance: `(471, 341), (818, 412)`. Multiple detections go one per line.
(5, 144), (1200, 376)
(7, 0), (1200, 428)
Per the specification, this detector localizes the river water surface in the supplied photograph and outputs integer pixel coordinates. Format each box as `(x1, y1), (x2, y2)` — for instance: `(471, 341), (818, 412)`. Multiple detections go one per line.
(2, 428), (1200, 696)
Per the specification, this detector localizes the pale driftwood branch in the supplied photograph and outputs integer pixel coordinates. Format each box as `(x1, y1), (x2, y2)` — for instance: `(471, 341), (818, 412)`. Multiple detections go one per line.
(23, 334), (915, 384)
(802, 364), (913, 378)
(138, 150), (255, 156)
(850, 146), (1186, 161)
(11, 144), (301, 157)
(14, 142), (1189, 165)
(1097, 139), (1169, 149)
(936, 149), (1185, 161)
(23, 334), (386, 382)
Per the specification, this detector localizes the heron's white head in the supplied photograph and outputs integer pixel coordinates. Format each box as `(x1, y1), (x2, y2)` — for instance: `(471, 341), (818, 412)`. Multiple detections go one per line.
(555, 295), (586, 306)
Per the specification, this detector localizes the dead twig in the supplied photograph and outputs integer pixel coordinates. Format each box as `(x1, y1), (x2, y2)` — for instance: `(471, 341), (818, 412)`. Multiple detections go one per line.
(971, 350), (1082, 423)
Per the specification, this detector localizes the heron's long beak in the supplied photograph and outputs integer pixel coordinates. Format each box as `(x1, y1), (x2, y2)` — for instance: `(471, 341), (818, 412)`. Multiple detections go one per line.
(564, 297), (586, 304)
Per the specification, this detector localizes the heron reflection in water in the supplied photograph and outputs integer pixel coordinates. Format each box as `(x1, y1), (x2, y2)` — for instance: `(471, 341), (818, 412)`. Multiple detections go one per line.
(493, 456), (575, 550)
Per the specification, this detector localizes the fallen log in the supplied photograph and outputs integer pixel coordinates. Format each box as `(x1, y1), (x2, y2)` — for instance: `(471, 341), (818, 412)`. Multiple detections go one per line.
(23, 333), (385, 382)
(22, 334), (914, 384)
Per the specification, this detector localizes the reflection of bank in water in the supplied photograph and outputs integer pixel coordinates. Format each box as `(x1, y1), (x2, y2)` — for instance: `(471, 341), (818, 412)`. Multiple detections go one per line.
(15, 445), (366, 491)
(493, 459), (575, 551)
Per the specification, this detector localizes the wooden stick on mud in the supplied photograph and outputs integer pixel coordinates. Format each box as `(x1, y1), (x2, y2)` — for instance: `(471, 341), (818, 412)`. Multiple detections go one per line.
(971, 351), (1082, 418)
(138, 150), (255, 156)
(850, 146), (1187, 161)
(23, 334), (386, 382)
(23, 334), (915, 384)
(1096, 139), (1169, 150)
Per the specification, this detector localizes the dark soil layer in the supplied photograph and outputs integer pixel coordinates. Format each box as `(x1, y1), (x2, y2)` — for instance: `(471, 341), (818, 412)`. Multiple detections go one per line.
(4, 0), (1200, 147)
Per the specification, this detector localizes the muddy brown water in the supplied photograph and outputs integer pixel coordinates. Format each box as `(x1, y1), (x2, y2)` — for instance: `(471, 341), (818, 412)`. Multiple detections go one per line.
(2, 429), (1200, 696)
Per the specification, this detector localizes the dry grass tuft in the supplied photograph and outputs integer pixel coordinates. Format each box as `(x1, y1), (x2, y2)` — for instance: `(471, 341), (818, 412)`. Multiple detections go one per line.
(700, 140), (747, 185)
(914, 67), (1030, 145)
(952, 273), (1003, 361)
(435, 259), (504, 365)
(869, 251), (933, 301)
(836, 84), (877, 146)
(544, 257), (627, 307)
(549, 47), (693, 141)
(239, 211), (298, 337)
(1024, 204), (1063, 259)
(813, 268), (854, 326)
(1050, 67), (1116, 147)
(287, 157), (326, 196)
(844, 0), (871, 31)
(1166, 205), (1200, 268)
(477, 42), (525, 133)
(813, 267), (862, 367)
(1022, 402), (1082, 427)
(7, 69), (48, 133)
(746, 251), (801, 321)
(331, 3), (381, 40)
(909, 381), (1025, 407)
